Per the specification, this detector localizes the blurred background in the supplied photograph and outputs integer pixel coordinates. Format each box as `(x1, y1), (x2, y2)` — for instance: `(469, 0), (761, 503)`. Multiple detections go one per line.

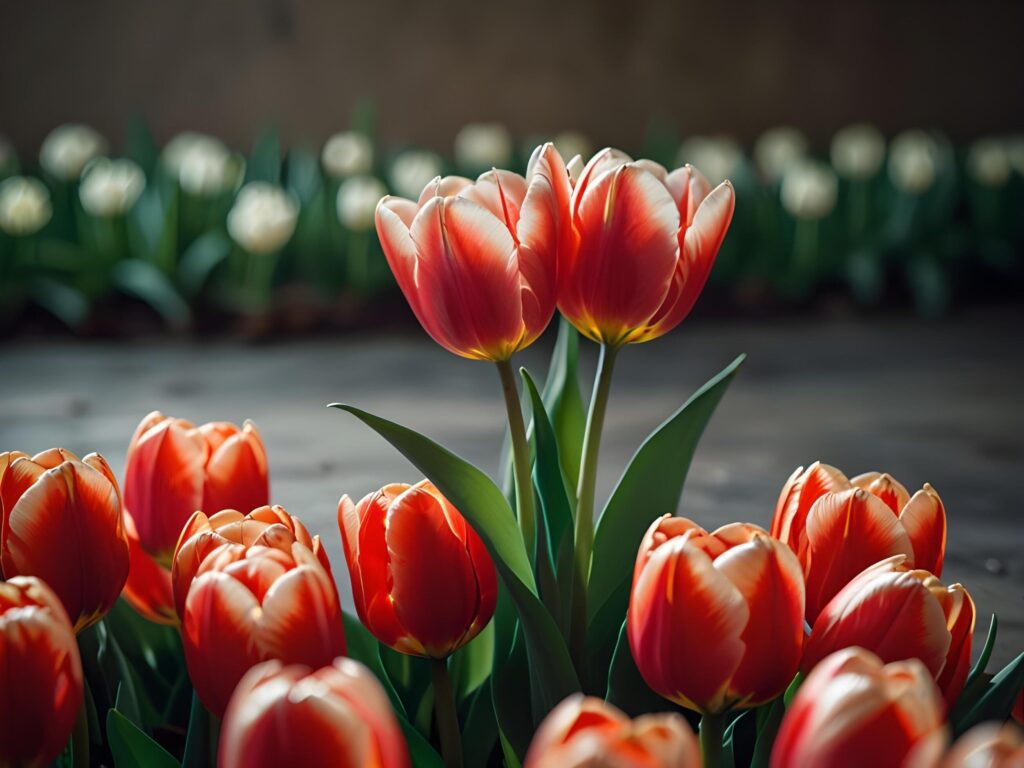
(2, 1), (1022, 658)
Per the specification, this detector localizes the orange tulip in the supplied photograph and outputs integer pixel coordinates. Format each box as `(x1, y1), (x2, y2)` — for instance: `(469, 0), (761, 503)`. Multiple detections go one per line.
(177, 526), (346, 717)
(0, 448), (128, 632)
(804, 556), (975, 708)
(771, 648), (945, 768)
(628, 516), (805, 713)
(219, 658), (409, 768)
(557, 149), (735, 346)
(938, 723), (1024, 768)
(120, 412), (269, 625)
(375, 143), (570, 361)
(171, 504), (332, 619)
(524, 695), (699, 768)
(338, 480), (497, 658)
(771, 462), (947, 621)
(0, 576), (83, 768)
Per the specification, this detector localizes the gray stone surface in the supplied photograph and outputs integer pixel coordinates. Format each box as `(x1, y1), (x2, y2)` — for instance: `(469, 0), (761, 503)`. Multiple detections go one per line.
(1, 309), (1022, 666)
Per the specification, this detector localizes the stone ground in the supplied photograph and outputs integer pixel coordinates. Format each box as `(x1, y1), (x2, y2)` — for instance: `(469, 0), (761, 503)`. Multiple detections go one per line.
(2, 308), (1022, 665)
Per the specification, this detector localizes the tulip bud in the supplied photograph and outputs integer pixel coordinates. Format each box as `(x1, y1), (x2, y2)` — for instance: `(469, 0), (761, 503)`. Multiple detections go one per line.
(0, 576), (84, 768)
(805, 556), (975, 707)
(938, 723), (1024, 768)
(376, 143), (569, 361)
(754, 126), (809, 183)
(889, 130), (939, 194)
(676, 135), (743, 185)
(227, 182), (299, 254)
(219, 658), (409, 768)
(336, 175), (387, 231)
(339, 480), (497, 658)
(321, 131), (374, 179)
(388, 149), (444, 200)
(771, 648), (945, 768)
(0, 176), (52, 236)
(1, 448), (129, 632)
(780, 160), (839, 220)
(78, 158), (146, 217)
(454, 123), (513, 172)
(831, 123), (887, 180)
(525, 695), (699, 768)
(559, 148), (735, 346)
(966, 138), (1012, 188)
(178, 529), (346, 717)
(163, 132), (243, 196)
(39, 124), (108, 181)
(628, 516), (805, 713)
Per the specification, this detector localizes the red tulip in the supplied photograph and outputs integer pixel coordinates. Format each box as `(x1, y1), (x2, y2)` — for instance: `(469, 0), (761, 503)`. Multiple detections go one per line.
(524, 695), (699, 768)
(558, 149), (735, 346)
(0, 576), (83, 768)
(939, 723), (1024, 768)
(120, 412), (269, 624)
(804, 556), (975, 708)
(339, 480), (497, 658)
(1, 448), (129, 631)
(219, 658), (409, 768)
(172, 504), (332, 619)
(628, 516), (805, 713)
(177, 525), (346, 717)
(771, 647), (945, 768)
(375, 143), (570, 361)
(1014, 688), (1024, 726)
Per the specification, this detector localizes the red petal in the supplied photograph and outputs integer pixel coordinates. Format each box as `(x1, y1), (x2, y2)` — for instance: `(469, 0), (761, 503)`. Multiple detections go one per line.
(899, 485), (946, 577)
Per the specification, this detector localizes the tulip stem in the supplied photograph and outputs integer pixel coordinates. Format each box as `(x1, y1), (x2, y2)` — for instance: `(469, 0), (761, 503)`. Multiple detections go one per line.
(700, 712), (725, 768)
(71, 688), (89, 768)
(496, 359), (536, 556)
(431, 658), (463, 768)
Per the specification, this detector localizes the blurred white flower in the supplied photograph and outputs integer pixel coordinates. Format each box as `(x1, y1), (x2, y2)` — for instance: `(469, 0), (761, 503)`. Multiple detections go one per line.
(0, 176), (52, 236)
(163, 132), (242, 196)
(227, 182), (299, 254)
(79, 158), (146, 217)
(676, 136), (742, 185)
(389, 149), (444, 199)
(552, 131), (592, 165)
(454, 123), (513, 170)
(1006, 135), (1024, 176)
(39, 124), (108, 181)
(336, 175), (387, 231)
(831, 123), (886, 180)
(322, 131), (373, 179)
(966, 138), (1011, 188)
(754, 126), (809, 182)
(780, 160), (838, 220)
(888, 130), (939, 194)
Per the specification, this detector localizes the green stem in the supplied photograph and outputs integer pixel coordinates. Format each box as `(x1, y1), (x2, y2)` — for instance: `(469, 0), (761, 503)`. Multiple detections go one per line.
(349, 228), (370, 294)
(431, 657), (463, 768)
(71, 688), (89, 768)
(700, 711), (725, 768)
(569, 342), (619, 669)
(496, 359), (535, 555)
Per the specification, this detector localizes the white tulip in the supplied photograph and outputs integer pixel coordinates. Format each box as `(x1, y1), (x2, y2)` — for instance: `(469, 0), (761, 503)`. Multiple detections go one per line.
(79, 158), (146, 217)
(389, 149), (444, 199)
(227, 182), (299, 254)
(888, 131), (939, 194)
(966, 138), (1011, 188)
(454, 123), (513, 170)
(0, 176), (52, 236)
(676, 136), (742, 185)
(755, 126), (809, 182)
(336, 175), (387, 231)
(163, 132), (241, 196)
(39, 124), (108, 181)
(831, 123), (886, 180)
(780, 160), (838, 220)
(322, 131), (373, 178)
(552, 131), (592, 165)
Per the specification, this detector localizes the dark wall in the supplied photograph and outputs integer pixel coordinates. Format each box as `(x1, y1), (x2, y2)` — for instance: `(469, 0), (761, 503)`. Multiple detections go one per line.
(3, 0), (1022, 156)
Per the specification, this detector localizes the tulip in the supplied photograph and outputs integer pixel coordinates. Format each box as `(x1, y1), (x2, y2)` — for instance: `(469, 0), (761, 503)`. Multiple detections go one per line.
(227, 182), (299, 254)
(1, 448), (128, 632)
(163, 132), (243, 197)
(1015, 688), (1024, 726)
(937, 723), (1024, 768)
(321, 131), (374, 179)
(219, 658), (409, 768)
(388, 149), (444, 200)
(0, 176), (52, 236)
(780, 161), (838, 220)
(39, 124), (108, 181)
(628, 517), (805, 738)
(0, 576), (84, 768)
(771, 648), (945, 768)
(121, 511), (178, 625)
(78, 158), (146, 217)
(337, 176), (388, 231)
(889, 130), (940, 194)
(172, 504), (332, 618)
(804, 556), (975, 708)
(524, 695), (699, 768)
(676, 136), (742, 186)
(177, 528), (346, 717)
(754, 127), (809, 183)
(831, 123), (886, 181)
(771, 462), (947, 620)
(966, 138), (1012, 188)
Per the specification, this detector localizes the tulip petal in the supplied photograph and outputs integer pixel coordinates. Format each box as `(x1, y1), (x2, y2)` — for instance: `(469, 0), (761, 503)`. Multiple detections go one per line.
(260, 562), (346, 666)
(771, 462), (851, 555)
(899, 485), (946, 577)
(203, 425), (270, 515)
(121, 511), (178, 626)
(934, 584), (974, 707)
(851, 472), (911, 515)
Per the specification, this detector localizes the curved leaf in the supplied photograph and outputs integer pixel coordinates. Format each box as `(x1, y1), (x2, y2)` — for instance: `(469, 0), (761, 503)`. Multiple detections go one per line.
(107, 709), (179, 768)
(541, 318), (586, 489)
(112, 260), (191, 330)
(953, 651), (1024, 736)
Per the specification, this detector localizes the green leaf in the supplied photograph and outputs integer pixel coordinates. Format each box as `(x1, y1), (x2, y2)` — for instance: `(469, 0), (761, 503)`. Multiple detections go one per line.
(107, 709), (180, 768)
(178, 231), (231, 297)
(491, 628), (535, 762)
(285, 147), (323, 205)
(751, 699), (785, 768)
(123, 115), (159, 175)
(398, 716), (445, 768)
(953, 651), (1024, 736)
(960, 613), (998, 710)
(541, 318), (586, 490)
(723, 710), (755, 768)
(29, 277), (90, 328)
(463, 683), (499, 767)
(246, 129), (281, 185)
(606, 619), (676, 717)
(181, 691), (210, 768)
(112, 260), (191, 330)
(450, 619), (495, 701)
(587, 355), (745, 663)
(342, 612), (406, 717)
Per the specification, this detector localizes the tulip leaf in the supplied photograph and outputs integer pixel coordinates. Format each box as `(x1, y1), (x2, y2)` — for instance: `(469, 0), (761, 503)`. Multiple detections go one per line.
(606, 619), (684, 718)
(462, 683), (499, 766)
(723, 710), (755, 768)
(29, 277), (91, 328)
(587, 354), (745, 668)
(178, 231), (231, 297)
(112, 260), (192, 331)
(541, 318), (587, 490)
(107, 709), (180, 768)
(398, 716), (445, 768)
(342, 612), (406, 717)
(952, 650), (1024, 736)
(450, 620), (495, 701)
(491, 627), (535, 761)
(245, 128), (281, 186)
(751, 699), (785, 768)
